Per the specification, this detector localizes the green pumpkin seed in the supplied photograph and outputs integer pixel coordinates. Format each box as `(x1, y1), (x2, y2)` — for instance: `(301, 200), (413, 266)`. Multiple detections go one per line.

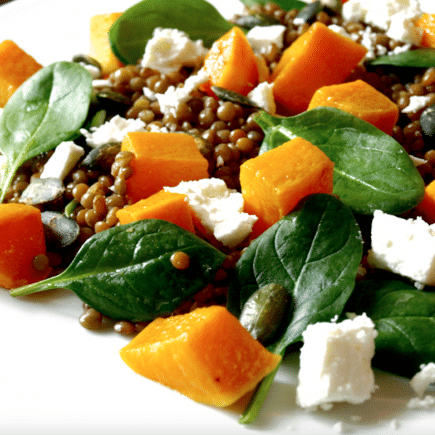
(239, 282), (290, 345)
(211, 86), (260, 109)
(41, 211), (80, 249)
(19, 177), (65, 205)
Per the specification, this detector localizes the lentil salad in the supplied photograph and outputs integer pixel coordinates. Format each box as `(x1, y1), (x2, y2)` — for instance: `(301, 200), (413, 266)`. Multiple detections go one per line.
(2, 0), (435, 433)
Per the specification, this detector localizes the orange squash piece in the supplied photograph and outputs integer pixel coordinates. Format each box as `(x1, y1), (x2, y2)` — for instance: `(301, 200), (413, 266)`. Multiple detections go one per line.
(200, 26), (259, 97)
(240, 137), (335, 236)
(121, 132), (209, 203)
(0, 203), (51, 289)
(415, 13), (435, 48)
(270, 22), (368, 115)
(119, 305), (281, 407)
(414, 179), (435, 224)
(307, 80), (399, 135)
(0, 40), (42, 108)
(116, 189), (195, 233)
(89, 13), (123, 76)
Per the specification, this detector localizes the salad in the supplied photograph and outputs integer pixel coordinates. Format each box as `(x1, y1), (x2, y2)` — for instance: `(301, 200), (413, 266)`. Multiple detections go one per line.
(2, 0), (431, 434)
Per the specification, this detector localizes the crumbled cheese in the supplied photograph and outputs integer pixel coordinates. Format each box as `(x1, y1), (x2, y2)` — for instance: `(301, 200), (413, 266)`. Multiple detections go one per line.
(410, 155), (428, 166)
(164, 178), (258, 248)
(40, 141), (85, 181)
(155, 70), (209, 117)
(141, 27), (208, 74)
(247, 82), (276, 114)
(342, 0), (427, 44)
(142, 86), (157, 101)
(410, 362), (435, 397)
(80, 115), (146, 148)
(79, 63), (101, 79)
(407, 394), (435, 408)
(92, 79), (113, 88)
(246, 25), (286, 55)
(367, 210), (435, 286)
(296, 314), (378, 409)
(402, 95), (433, 113)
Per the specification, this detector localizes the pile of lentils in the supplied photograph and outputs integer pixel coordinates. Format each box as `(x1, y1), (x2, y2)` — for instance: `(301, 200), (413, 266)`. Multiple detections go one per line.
(5, 2), (435, 334)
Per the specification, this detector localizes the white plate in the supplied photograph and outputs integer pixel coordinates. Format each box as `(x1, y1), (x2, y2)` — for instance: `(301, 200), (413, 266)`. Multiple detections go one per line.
(0, 1), (434, 434)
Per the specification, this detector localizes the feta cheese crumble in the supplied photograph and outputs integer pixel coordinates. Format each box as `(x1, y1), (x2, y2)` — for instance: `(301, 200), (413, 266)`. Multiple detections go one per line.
(80, 115), (146, 148)
(155, 70), (209, 117)
(141, 27), (208, 74)
(165, 178), (257, 248)
(296, 314), (378, 409)
(40, 141), (85, 181)
(367, 210), (435, 286)
(247, 82), (276, 114)
(410, 362), (435, 397)
(246, 25), (286, 55)
(402, 95), (433, 114)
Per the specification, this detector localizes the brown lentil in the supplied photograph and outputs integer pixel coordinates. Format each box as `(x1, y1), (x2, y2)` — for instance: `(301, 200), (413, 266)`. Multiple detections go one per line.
(32, 254), (50, 272)
(79, 308), (103, 330)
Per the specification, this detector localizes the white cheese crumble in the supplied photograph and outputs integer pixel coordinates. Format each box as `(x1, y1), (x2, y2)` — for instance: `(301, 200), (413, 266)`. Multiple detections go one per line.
(155, 70), (209, 117)
(40, 141), (85, 181)
(402, 95), (433, 113)
(246, 25), (286, 55)
(296, 314), (378, 409)
(247, 82), (276, 114)
(367, 210), (435, 286)
(164, 178), (258, 248)
(342, 0), (429, 45)
(407, 394), (435, 408)
(410, 362), (435, 397)
(141, 27), (208, 74)
(80, 115), (146, 148)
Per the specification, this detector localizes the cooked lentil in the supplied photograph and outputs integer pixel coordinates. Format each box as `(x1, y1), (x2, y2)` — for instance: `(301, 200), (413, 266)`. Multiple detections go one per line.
(170, 251), (191, 270)
(7, 2), (435, 334)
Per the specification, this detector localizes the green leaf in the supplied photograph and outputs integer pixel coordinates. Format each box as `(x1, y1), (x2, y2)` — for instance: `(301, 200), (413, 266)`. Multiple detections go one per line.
(238, 0), (306, 10)
(10, 219), (226, 322)
(109, 0), (234, 65)
(370, 48), (435, 67)
(256, 108), (425, 215)
(229, 194), (363, 424)
(345, 279), (435, 377)
(0, 62), (92, 202)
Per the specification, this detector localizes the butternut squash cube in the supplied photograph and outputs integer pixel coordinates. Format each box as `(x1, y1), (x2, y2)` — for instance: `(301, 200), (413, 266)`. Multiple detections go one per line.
(270, 22), (368, 115)
(116, 189), (195, 233)
(200, 26), (259, 97)
(89, 13), (123, 76)
(0, 203), (51, 289)
(415, 13), (435, 48)
(308, 80), (399, 135)
(121, 132), (209, 203)
(414, 179), (435, 224)
(119, 305), (281, 407)
(240, 137), (335, 236)
(0, 40), (42, 107)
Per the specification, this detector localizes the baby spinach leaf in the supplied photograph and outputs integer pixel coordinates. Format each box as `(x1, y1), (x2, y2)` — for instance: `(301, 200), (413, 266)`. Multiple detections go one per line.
(229, 194), (363, 423)
(10, 219), (226, 322)
(0, 62), (92, 202)
(370, 48), (435, 68)
(109, 0), (234, 65)
(256, 108), (425, 215)
(238, 0), (306, 10)
(345, 279), (435, 378)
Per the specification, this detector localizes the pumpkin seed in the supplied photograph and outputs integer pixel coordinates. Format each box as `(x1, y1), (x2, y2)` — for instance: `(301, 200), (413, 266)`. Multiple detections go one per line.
(82, 142), (122, 171)
(96, 90), (132, 112)
(41, 211), (80, 249)
(19, 177), (65, 205)
(420, 104), (435, 141)
(233, 13), (279, 30)
(72, 54), (102, 79)
(239, 283), (290, 345)
(295, 0), (322, 23)
(211, 86), (260, 109)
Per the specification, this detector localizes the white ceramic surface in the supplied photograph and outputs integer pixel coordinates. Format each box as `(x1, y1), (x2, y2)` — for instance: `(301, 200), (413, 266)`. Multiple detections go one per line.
(0, 1), (434, 434)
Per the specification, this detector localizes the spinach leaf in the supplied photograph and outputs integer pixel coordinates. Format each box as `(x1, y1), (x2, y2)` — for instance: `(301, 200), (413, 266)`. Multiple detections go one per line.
(238, 0), (306, 10)
(0, 62), (92, 202)
(345, 279), (435, 378)
(10, 219), (226, 322)
(370, 48), (435, 68)
(256, 108), (425, 216)
(229, 194), (363, 423)
(109, 0), (234, 65)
